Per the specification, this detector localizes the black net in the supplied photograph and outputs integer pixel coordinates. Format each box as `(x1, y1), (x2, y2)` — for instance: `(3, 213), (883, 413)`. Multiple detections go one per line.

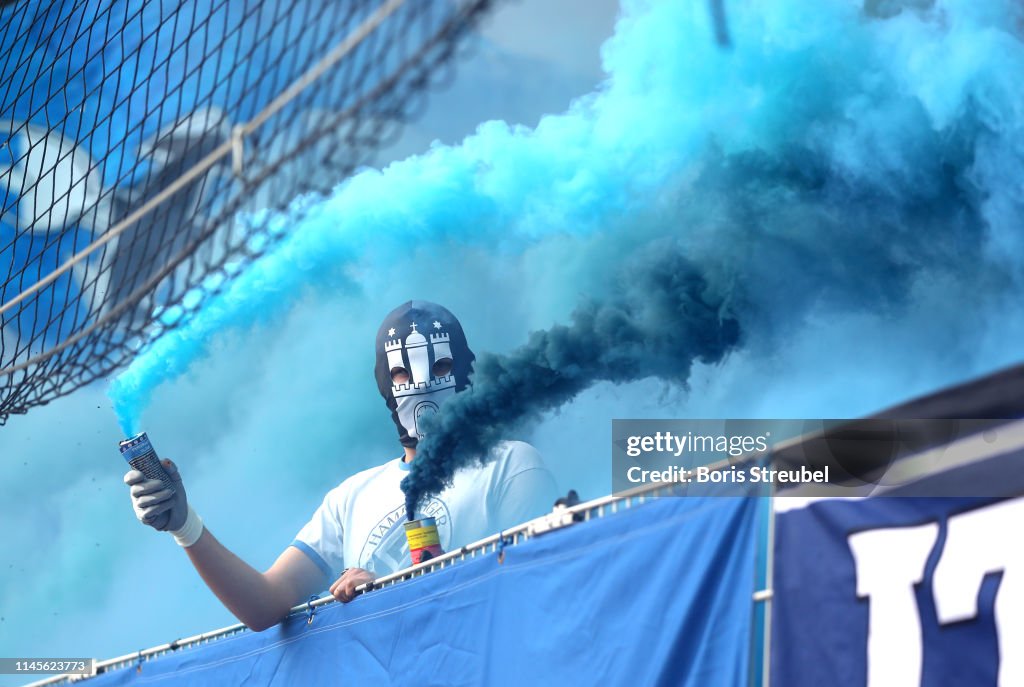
(0, 0), (495, 423)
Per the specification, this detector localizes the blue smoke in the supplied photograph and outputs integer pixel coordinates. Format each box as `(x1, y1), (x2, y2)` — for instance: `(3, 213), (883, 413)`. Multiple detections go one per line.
(111, 0), (1024, 476)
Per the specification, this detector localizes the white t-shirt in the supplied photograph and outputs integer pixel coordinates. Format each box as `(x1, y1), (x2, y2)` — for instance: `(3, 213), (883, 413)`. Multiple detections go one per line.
(291, 441), (558, 580)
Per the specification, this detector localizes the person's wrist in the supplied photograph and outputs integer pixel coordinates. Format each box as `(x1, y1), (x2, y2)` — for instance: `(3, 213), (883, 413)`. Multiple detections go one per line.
(170, 504), (204, 547)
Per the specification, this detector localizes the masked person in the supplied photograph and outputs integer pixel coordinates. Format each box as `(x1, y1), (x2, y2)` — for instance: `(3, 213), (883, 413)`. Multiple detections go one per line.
(124, 301), (559, 631)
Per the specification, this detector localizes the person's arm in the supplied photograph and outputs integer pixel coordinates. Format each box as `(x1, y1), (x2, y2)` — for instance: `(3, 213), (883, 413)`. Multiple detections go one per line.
(125, 459), (329, 631)
(184, 531), (328, 632)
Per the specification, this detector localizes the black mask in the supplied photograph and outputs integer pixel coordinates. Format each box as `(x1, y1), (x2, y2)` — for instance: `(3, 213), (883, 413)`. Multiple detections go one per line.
(374, 301), (475, 447)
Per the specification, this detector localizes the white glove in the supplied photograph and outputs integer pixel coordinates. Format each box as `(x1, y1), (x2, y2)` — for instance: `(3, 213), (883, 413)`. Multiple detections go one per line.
(124, 459), (203, 546)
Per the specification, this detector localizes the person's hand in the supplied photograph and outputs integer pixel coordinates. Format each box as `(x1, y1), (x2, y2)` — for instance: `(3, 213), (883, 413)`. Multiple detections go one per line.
(330, 568), (376, 603)
(124, 459), (189, 532)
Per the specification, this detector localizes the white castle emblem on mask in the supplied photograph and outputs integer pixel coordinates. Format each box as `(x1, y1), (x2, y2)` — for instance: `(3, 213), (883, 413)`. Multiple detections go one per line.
(384, 322), (456, 398)
(384, 322), (457, 438)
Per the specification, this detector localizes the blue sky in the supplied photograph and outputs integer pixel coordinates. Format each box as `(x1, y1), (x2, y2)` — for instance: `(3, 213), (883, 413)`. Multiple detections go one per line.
(3, 0), (1024, 679)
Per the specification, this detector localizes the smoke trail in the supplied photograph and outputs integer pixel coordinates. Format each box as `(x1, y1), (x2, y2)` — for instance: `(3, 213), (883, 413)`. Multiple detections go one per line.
(110, 0), (1024, 479)
(393, 0), (1024, 509)
(107, 0), (752, 425)
(402, 243), (740, 514)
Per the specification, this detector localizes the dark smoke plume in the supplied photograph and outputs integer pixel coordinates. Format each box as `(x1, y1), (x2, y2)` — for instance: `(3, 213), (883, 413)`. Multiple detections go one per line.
(402, 243), (740, 515)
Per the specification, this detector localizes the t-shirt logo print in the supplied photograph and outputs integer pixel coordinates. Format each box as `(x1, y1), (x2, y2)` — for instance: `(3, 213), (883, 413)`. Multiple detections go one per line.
(385, 321), (456, 438)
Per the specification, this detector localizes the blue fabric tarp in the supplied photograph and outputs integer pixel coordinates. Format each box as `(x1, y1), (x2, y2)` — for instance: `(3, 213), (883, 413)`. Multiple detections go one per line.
(772, 482), (1023, 685)
(84, 495), (757, 686)
(769, 381), (1024, 686)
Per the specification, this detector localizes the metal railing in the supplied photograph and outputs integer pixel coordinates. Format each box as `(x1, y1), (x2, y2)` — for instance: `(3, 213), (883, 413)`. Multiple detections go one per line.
(21, 471), (752, 686)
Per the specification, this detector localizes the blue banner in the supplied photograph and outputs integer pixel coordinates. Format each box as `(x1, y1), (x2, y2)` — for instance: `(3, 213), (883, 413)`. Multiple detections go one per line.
(772, 489), (1023, 686)
(82, 495), (758, 686)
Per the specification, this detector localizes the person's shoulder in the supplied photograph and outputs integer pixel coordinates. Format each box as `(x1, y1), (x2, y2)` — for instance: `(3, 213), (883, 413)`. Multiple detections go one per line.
(323, 457), (400, 501)
(491, 440), (538, 456)
(488, 440), (545, 469)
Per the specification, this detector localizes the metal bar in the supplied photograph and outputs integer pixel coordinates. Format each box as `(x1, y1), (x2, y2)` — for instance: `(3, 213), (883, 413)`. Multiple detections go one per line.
(761, 479), (778, 687)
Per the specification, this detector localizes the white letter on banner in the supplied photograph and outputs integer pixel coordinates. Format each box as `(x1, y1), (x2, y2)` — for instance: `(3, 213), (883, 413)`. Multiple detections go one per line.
(848, 523), (939, 687)
(933, 498), (1024, 687)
